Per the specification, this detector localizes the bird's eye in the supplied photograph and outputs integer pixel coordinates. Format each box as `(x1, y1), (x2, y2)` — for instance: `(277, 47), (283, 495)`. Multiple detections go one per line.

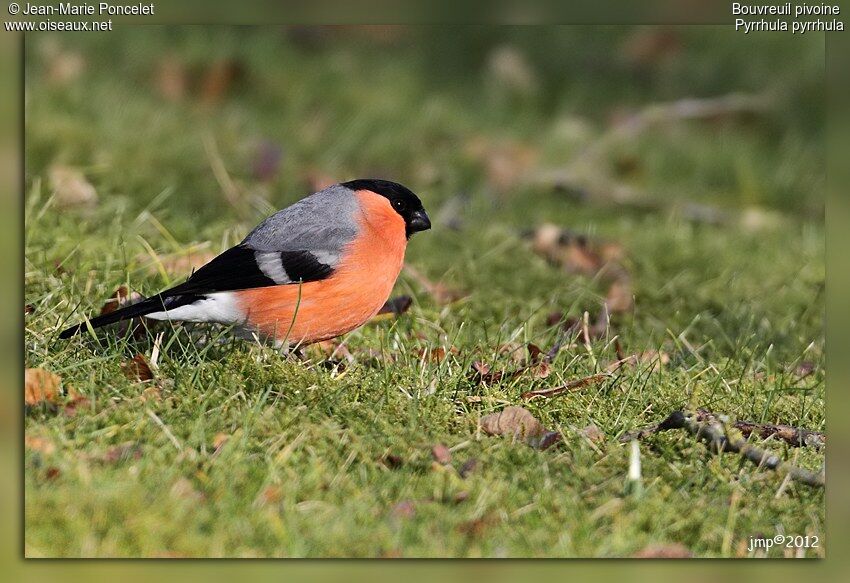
(392, 199), (406, 211)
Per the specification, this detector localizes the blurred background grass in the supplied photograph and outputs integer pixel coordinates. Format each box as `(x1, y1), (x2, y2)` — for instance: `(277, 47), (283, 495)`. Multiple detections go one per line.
(25, 26), (824, 220)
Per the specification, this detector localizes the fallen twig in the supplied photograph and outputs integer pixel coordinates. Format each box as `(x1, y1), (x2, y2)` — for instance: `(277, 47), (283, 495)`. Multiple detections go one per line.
(471, 341), (560, 385)
(715, 413), (825, 450)
(521, 373), (610, 399)
(623, 409), (825, 450)
(621, 410), (824, 488)
(580, 93), (774, 165)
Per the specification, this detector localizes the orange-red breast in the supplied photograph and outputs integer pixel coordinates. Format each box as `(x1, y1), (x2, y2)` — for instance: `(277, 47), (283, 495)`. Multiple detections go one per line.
(59, 179), (431, 345)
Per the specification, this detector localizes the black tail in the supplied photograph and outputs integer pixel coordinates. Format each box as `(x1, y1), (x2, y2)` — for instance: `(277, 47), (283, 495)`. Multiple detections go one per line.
(58, 296), (167, 339)
(58, 244), (263, 339)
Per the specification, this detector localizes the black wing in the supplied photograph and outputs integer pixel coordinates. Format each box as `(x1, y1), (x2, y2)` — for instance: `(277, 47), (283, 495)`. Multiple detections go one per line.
(58, 244), (335, 338)
(167, 244), (335, 296)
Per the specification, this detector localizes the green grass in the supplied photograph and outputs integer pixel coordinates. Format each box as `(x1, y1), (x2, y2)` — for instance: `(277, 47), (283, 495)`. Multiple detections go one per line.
(24, 27), (824, 558)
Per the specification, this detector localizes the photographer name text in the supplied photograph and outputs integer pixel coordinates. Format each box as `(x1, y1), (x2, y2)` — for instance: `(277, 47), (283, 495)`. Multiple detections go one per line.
(17, 2), (154, 16)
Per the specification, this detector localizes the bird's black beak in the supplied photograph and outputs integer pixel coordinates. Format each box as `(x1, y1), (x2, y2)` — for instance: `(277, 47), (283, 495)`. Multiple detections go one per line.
(407, 209), (431, 236)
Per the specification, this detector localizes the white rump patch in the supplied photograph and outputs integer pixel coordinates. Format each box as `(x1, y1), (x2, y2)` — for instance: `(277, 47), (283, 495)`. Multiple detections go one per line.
(146, 292), (244, 324)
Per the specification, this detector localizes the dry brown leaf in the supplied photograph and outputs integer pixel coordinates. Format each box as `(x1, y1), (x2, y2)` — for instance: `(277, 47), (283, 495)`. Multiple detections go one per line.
(643, 350), (671, 369)
(122, 354), (154, 382)
(529, 225), (635, 321)
(257, 485), (282, 506)
(140, 386), (162, 403)
(25, 368), (61, 406)
(479, 406), (560, 450)
(470, 361), (506, 384)
(530, 361), (552, 379)
(414, 346), (458, 363)
(457, 514), (497, 537)
(632, 543), (693, 558)
(93, 286), (148, 339)
(526, 343), (544, 363)
(564, 243), (605, 276)
(531, 223), (603, 275)
(199, 59), (245, 105)
(212, 432), (229, 451)
(497, 342), (527, 365)
(25, 435), (56, 455)
(49, 164), (98, 208)
(99, 285), (144, 316)
(154, 55), (188, 101)
(605, 277), (634, 314)
(581, 424), (606, 444)
(307, 340), (354, 370)
(599, 242), (626, 263)
(431, 444), (452, 465)
(62, 388), (90, 417)
(474, 344), (547, 383)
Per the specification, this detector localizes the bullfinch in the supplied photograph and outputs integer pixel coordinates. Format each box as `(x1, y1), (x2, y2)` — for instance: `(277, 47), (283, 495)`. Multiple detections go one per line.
(59, 179), (431, 345)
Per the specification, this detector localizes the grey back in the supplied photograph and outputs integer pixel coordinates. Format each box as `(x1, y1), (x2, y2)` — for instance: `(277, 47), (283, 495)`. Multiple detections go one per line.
(242, 184), (360, 268)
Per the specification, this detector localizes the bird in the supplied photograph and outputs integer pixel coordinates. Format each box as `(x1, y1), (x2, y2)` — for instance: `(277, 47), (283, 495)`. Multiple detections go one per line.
(58, 179), (431, 345)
